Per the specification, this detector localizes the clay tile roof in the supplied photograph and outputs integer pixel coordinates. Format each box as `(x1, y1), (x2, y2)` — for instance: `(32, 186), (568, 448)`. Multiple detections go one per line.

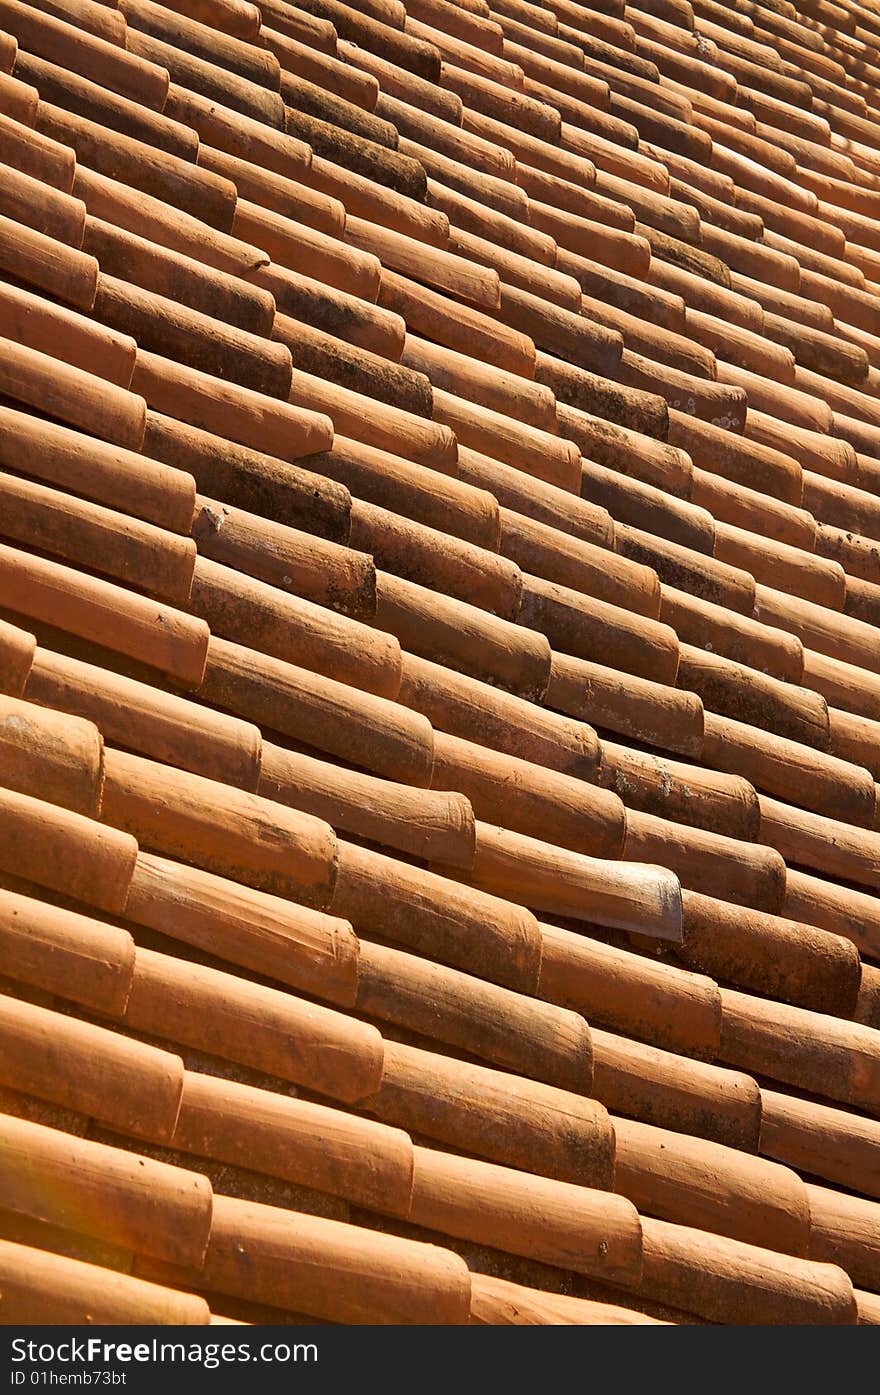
(2, 0), (880, 1330)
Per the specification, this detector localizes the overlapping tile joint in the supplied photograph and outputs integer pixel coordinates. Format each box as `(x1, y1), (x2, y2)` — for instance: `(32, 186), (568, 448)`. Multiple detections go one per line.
(2, 0), (880, 1328)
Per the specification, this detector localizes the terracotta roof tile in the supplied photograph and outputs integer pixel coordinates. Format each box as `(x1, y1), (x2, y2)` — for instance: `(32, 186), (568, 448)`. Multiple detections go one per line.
(202, 634), (435, 781)
(613, 1113), (811, 1253)
(0, 1239), (211, 1323)
(15, 49), (201, 158)
(356, 935), (591, 1088)
(0, 993), (182, 1138)
(469, 1271), (665, 1324)
(0, 472), (196, 601)
(631, 1217), (855, 1324)
(101, 747), (339, 905)
(680, 889), (862, 1014)
(172, 1069), (415, 1214)
(122, 944), (383, 1099)
(0, 276), (138, 386)
(538, 920), (721, 1055)
(409, 1144), (640, 1278)
(370, 1037), (616, 1183)
(0, 335), (146, 445)
(0, 883), (134, 1013)
(125, 849), (359, 1005)
(192, 495), (375, 615)
(332, 837), (542, 989)
(0, 691), (104, 813)
(171, 1191), (472, 1324)
(0, 1112), (213, 1266)
(0, 619), (36, 698)
(0, 208), (98, 304)
(0, 542), (208, 683)
(4, 0), (880, 1325)
(598, 740), (760, 835)
(590, 1026), (761, 1148)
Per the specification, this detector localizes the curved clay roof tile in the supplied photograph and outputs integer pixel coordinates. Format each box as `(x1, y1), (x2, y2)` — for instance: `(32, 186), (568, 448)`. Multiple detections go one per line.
(132, 347), (332, 459)
(350, 497), (521, 618)
(235, 196), (381, 299)
(0, 542), (208, 686)
(370, 1037), (615, 1187)
(410, 1144), (641, 1281)
(379, 266), (536, 376)
(0, 105), (73, 187)
(123, 944), (383, 1102)
(404, 335), (560, 436)
(83, 213), (276, 335)
(202, 633), (433, 785)
(101, 746), (339, 908)
(0, 992), (183, 1139)
(126, 850), (359, 1007)
(290, 364), (458, 472)
(464, 448), (614, 555)
(659, 583), (804, 681)
(258, 738), (477, 868)
(547, 649), (705, 758)
(702, 709), (876, 827)
(400, 647), (599, 776)
(121, 0), (279, 90)
(632, 1216), (856, 1325)
(469, 1272), (664, 1325)
(0, 1111), (213, 1267)
(680, 887), (861, 1017)
(73, 164), (269, 279)
(0, 403), (195, 532)
(590, 1026), (761, 1150)
(0, 691), (104, 816)
(193, 494), (376, 619)
(256, 262), (406, 359)
(0, 69), (38, 124)
(356, 935), (591, 1093)
(538, 920), (722, 1057)
(0, 882), (134, 1014)
(94, 273), (294, 398)
(305, 149), (447, 241)
(430, 726), (626, 859)
(676, 641), (829, 748)
(463, 817), (684, 938)
(0, 277), (136, 386)
(0, 1238), (210, 1324)
(598, 740), (761, 838)
(197, 1191), (472, 1325)
(760, 1087), (880, 1200)
(375, 568), (551, 698)
(0, 617), (35, 697)
(520, 570), (681, 682)
(0, 209), (98, 308)
(263, 27), (380, 110)
(721, 985), (880, 1114)
(429, 172), (556, 264)
(613, 1113), (811, 1256)
(331, 836), (542, 992)
(624, 805), (787, 912)
(173, 1068), (414, 1215)
(1, 0), (170, 108)
(15, 48), (199, 161)
(26, 646), (262, 790)
(0, 470), (197, 603)
(432, 384), (581, 490)
(500, 506), (660, 616)
(191, 554), (400, 697)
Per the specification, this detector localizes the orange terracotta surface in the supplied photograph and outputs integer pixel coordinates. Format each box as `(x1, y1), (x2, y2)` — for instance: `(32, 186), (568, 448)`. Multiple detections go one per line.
(1, 0), (880, 1330)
